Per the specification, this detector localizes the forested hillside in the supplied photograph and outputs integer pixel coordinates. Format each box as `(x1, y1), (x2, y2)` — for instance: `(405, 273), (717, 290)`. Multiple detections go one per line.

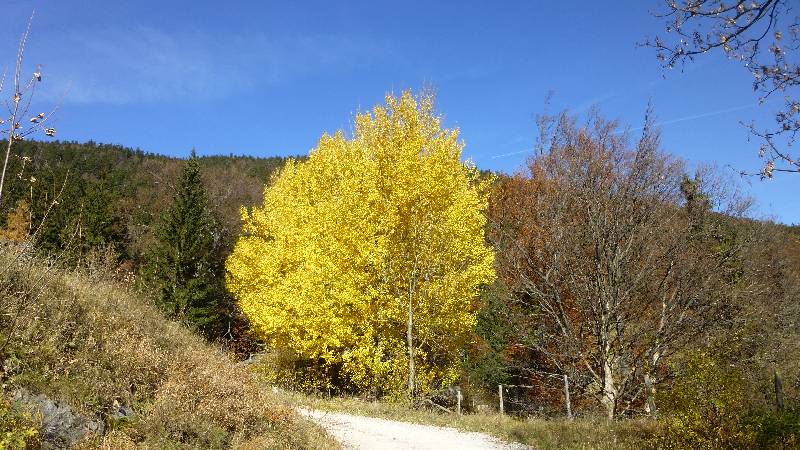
(0, 140), (295, 266)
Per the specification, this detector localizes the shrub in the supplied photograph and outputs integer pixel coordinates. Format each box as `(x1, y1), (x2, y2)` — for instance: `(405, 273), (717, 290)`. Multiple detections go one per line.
(653, 352), (800, 449)
(745, 408), (800, 449)
(0, 390), (40, 449)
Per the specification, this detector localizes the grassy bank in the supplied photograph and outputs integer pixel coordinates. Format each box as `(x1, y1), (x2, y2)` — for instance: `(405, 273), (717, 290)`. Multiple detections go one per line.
(0, 246), (339, 449)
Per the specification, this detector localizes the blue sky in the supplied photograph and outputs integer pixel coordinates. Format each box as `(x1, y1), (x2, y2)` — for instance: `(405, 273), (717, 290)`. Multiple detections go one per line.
(3, 1), (798, 223)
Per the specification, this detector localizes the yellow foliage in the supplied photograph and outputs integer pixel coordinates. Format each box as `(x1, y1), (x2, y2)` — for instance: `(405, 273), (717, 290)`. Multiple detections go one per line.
(226, 90), (495, 397)
(654, 352), (759, 449)
(0, 200), (30, 242)
(0, 390), (40, 449)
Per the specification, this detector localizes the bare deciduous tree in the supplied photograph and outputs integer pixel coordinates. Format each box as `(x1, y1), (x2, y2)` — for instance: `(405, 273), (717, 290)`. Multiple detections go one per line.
(646, 0), (799, 178)
(488, 109), (756, 419)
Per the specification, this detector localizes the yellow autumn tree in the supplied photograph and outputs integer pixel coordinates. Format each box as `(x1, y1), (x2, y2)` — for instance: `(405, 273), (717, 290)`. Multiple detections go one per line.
(226, 90), (495, 398)
(0, 199), (31, 242)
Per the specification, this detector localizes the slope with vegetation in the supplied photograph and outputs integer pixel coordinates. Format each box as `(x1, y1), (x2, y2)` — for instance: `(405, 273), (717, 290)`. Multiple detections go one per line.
(0, 140), (293, 266)
(0, 243), (338, 448)
(0, 140), (297, 350)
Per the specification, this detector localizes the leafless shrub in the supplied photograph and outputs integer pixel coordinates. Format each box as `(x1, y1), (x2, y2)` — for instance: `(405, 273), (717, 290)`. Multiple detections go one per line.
(0, 11), (66, 205)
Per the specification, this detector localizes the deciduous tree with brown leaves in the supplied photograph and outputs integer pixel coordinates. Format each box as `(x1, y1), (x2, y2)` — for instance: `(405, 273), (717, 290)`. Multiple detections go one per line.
(488, 109), (756, 419)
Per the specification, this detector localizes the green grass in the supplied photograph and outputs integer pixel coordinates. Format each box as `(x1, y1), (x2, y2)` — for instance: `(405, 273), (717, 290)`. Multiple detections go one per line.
(280, 391), (657, 450)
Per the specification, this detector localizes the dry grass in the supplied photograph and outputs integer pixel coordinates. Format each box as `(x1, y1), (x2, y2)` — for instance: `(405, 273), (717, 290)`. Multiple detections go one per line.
(282, 391), (657, 450)
(0, 245), (339, 449)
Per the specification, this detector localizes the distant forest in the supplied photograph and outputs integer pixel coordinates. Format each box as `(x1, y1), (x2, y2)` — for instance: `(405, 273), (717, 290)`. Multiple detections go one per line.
(0, 140), (299, 267)
(3, 139), (794, 268)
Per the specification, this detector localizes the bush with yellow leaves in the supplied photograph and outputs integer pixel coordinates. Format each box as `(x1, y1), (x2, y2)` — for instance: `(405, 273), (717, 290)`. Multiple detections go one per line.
(0, 389), (40, 450)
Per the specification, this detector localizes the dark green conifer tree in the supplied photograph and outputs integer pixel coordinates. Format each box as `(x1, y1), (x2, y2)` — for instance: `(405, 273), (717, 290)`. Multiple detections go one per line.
(145, 149), (220, 334)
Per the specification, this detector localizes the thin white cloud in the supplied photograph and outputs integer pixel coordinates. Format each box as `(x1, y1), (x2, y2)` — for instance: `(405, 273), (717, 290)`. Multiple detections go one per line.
(628, 103), (757, 132)
(491, 148), (530, 159)
(32, 26), (382, 105)
(490, 104), (757, 159)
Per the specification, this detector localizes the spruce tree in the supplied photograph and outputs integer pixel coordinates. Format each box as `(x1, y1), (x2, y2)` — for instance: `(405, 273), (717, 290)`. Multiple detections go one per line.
(145, 150), (220, 334)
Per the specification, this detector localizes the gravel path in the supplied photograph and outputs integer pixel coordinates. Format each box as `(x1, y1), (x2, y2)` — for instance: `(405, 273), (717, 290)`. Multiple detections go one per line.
(300, 409), (529, 450)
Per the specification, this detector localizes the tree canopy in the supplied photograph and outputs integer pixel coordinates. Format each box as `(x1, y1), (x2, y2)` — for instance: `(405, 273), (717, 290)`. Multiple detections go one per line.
(226, 90), (495, 397)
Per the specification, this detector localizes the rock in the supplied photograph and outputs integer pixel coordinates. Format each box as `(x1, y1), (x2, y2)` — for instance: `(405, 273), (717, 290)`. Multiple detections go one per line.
(238, 352), (264, 366)
(11, 388), (104, 449)
(111, 399), (134, 422)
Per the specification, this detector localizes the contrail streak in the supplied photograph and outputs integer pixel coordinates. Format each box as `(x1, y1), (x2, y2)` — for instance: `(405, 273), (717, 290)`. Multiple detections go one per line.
(491, 149), (531, 159)
(491, 103), (757, 159)
(630, 103), (756, 131)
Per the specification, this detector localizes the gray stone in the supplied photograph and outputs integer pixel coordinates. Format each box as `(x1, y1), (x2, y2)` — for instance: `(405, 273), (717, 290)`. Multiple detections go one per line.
(11, 389), (104, 449)
(111, 399), (134, 422)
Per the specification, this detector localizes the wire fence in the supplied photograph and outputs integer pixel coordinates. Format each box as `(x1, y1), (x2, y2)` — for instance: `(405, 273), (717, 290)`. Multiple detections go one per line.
(418, 373), (575, 418)
(498, 373), (573, 419)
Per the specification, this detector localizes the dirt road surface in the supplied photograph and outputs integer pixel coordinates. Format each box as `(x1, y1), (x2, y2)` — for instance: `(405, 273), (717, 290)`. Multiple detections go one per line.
(300, 409), (529, 450)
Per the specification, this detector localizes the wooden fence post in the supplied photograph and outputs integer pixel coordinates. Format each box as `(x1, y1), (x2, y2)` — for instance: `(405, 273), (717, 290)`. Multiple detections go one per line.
(563, 374), (572, 420)
(775, 369), (785, 412)
(498, 384), (504, 415)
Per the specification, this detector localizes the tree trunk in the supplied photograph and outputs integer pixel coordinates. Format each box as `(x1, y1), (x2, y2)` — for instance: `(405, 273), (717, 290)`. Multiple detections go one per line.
(563, 374), (573, 420)
(407, 292), (415, 400)
(601, 358), (618, 420)
(644, 373), (657, 417)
